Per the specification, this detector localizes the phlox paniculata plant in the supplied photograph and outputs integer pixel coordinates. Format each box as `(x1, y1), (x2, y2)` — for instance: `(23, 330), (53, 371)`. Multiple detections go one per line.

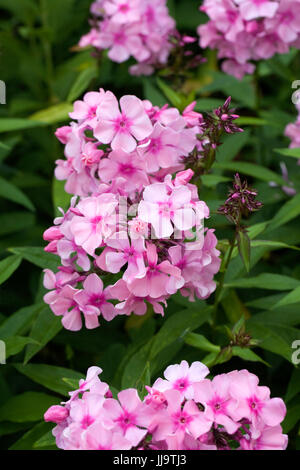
(44, 362), (288, 450)
(43, 89), (222, 331)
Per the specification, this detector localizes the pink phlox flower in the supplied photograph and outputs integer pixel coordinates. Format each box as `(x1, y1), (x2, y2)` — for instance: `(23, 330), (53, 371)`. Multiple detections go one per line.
(103, 0), (141, 24)
(228, 369), (287, 433)
(69, 90), (106, 126)
(95, 93), (153, 152)
(103, 231), (146, 281)
(235, 0), (279, 21)
(152, 389), (211, 443)
(137, 123), (182, 172)
(182, 101), (203, 127)
(127, 242), (184, 298)
(194, 374), (240, 435)
(99, 149), (149, 192)
(102, 389), (148, 446)
(74, 273), (116, 322)
(70, 194), (118, 255)
(43, 283), (83, 331)
(138, 182), (196, 238)
(69, 366), (108, 401)
(69, 392), (105, 429)
(239, 424), (288, 450)
(82, 422), (132, 449)
(152, 360), (209, 399)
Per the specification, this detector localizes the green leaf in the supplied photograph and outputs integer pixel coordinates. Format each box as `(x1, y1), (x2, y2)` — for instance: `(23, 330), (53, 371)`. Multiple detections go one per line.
(67, 66), (98, 102)
(9, 422), (55, 450)
(156, 78), (183, 109)
(14, 363), (82, 396)
(216, 129), (250, 163)
(0, 421), (31, 438)
(246, 306), (300, 327)
(184, 332), (221, 353)
(272, 286), (300, 310)
(143, 78), (166, 107)
(0, 141), (10, 150)
(282, 405), (300, 434)
(274, 147), (300, 159)
(150, 305), (212, 359)
(0, 212), (35, 237)
(231, 346), (269, 365)
(61, 377), (80, 390)
(201, 352), (220, 368)
(34, 430), (56, 449)
(213, 161), (286, 186)
(225, 273), (300, 291)
(195, 98), (227, 112)
(5, 336), (39, 358)
(121, 341), (152, 390)
(201, 175), (231, 187)
(8, 246), (59, 271)
(247, 222), (268, 240)
(237, 229), (250, 273)
(246, 321), (300, 362)
(235, 117), (268, 126)
(0, 392), (58, 422)
(52, 178), (72, 216)
(0, 303), (44, 339)
(267, 194), (300, 232)
(250, 240), (300, 252)
(0, 118), (45, 133)
(286, 369), (300, 403)
(200, 72), (256, 109)
(0, 176), (35, 211)
(24, 306), (62, 363)
(29, 102), (73, 124)
(0, 255), (22, 285)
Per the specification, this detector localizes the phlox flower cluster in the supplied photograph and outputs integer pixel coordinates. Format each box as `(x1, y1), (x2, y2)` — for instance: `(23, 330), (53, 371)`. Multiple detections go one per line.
(78, 0), (176, 76)
(44, 361), (288, 450)
(198, 0), (300, 79)
(43, 89), (221, 331)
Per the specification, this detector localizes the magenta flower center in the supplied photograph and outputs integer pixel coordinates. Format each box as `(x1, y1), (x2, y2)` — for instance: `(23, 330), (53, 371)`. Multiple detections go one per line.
(173, 411), (192, 429)
(247, 396), (263, 416)
(158, 201), (174, 217)
(174, 377), (189, 392)
(227, 10), (238, 24)
(81, 414), (94, 429)
(208, 396), (227, 414)
(145, 6), (155, 23)
(148, 138), (162, 154)
(114, 31), (126, 44)
(119, 163), (134, 175)
(114, 114), (132, 133)
(280, 11), (294, 24)
(88, 106), (97, 119)
(117, 411), (136, 431)
(90, 293), (105, 306)
(119, 3), (129, 13)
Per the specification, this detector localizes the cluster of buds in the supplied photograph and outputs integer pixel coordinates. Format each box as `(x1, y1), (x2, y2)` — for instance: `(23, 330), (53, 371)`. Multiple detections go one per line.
(218, 173), (263, 225)
(185, 97), (243, 175)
